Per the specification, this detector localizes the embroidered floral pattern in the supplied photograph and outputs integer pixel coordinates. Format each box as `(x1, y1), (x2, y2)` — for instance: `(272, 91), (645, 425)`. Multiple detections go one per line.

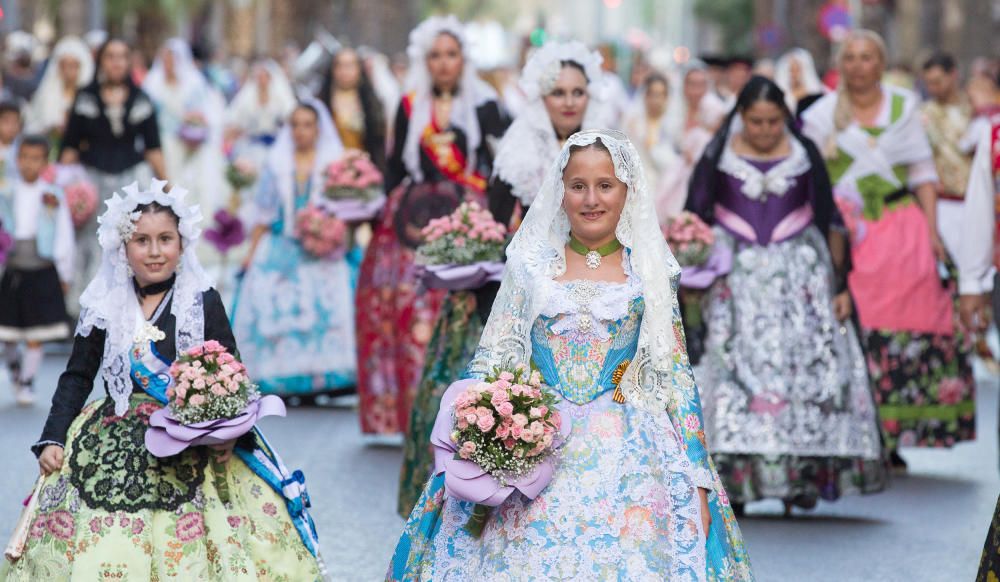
(4, 395), (321, 581)
(68, 397), (208, 512)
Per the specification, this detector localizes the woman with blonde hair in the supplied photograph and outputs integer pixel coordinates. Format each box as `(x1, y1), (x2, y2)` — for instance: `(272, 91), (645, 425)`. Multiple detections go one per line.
(802, 30), (975, 471)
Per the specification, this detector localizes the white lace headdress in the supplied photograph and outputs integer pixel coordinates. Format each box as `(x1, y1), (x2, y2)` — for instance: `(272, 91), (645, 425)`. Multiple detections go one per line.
(143, 38), (207, 101)
(493, 41), (605, 206)
(402, 15), (498, 183)
(77, 179), (213, 415)
(470, 129), (690, 412)
(27, 36), (94, 134)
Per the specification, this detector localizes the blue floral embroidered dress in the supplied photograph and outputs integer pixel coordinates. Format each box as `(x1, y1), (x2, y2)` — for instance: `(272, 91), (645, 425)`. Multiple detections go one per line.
(231, 173), (357, 396)
(388, 260), (752, 581)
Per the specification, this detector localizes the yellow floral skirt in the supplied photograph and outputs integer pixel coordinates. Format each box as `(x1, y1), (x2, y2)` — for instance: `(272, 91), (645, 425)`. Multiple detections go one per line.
(1, 395), (321, 581)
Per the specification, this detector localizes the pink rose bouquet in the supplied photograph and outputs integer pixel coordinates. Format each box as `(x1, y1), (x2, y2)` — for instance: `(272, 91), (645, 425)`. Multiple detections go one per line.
(417, 202), (507, 266)
(42, 163), (98, 228)
(164, 341), (257, 425)
(323, 149), (384, 202)
(64, 181), (99, 228)
(663, 211), (715, 267)
(144, 341), (285, 501)
(294, 203), (348, 259)
(437, 363), (564, 537)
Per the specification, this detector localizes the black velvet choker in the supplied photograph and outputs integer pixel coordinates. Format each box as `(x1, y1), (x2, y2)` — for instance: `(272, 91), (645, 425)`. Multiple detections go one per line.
(133, 274), (176, 298)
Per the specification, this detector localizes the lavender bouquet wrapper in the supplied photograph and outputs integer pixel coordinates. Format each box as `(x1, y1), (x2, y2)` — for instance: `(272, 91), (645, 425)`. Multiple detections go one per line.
(430, 379), (569, 507)
(320, 195), (386, 222)
(679, 241), (733, 290)
(178, 124), (208, 147)
(418, 261), (506, 292)
(144, 395), (286, 458)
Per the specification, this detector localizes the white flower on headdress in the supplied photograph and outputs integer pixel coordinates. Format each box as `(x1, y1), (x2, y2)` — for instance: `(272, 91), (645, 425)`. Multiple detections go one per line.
(96, 178), (203, 251)
(535, 59), (565, 97)
(519, 40), (606, 102)
(117, 210), (142, 243)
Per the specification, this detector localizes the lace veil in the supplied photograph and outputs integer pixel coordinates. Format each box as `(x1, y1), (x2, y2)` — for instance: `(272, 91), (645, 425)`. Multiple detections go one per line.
(492, 41), (605, 205)
(76, 179), (213, 415)
(470, 129), (693, 413)
(402, 15), (498, 184)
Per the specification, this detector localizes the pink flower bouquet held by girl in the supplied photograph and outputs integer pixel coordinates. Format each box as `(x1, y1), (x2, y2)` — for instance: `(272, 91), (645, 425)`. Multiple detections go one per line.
(294, 204), (348, 259)
(144, 341), (285, 458)
(431, 363), (568, 537)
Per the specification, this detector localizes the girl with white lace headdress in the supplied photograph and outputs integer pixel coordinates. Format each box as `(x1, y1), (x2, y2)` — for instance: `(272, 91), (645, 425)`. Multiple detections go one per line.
(657, 61), (728, 220)
(143, 38), (227, 218)
(231, 99), (356, 400)
(687, 76), (886, 516)
(389, 129), (753, 581)
(25, 36), (94, 140)
(225, 59), (297, 168)
(773, 48), (825, 116)
(624, 70), (680, 197)
(355, 15), (509, 436)
(2, 179), (325, 581)
(396, 40), (601, 516)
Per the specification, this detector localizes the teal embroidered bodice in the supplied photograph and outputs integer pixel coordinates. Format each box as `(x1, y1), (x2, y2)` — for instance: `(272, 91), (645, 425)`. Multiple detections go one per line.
(530, 280), (644, 405)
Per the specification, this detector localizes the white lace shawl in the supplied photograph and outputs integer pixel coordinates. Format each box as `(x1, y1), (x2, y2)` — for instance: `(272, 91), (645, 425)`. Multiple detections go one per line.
(401, 15), (497, 184)
(226, 59), (297, 135)
(76, 180), (213, 415)
(469, 129), (690, 414)
(26, 36), (93, 135)
(717, 123), (812, 201)
(492, 41), (604, 205)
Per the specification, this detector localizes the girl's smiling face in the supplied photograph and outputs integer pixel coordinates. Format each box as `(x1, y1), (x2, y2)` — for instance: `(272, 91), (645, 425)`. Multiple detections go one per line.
(561, 144), (628, 247)
(126, 208), (182, 287)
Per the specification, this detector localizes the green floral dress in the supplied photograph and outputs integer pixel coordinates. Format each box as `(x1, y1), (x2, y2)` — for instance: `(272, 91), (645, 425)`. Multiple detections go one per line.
(1, 396), (321, 581)
(397, 291), (483, 517)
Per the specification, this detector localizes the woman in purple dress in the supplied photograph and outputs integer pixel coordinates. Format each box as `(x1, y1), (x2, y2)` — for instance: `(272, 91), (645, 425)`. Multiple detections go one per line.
(687, 76), (887, 515)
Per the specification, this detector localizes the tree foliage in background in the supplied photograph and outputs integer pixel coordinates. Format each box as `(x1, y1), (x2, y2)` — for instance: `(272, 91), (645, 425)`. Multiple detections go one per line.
(421, 0), (518, 24)
(694, 0), (754, 54)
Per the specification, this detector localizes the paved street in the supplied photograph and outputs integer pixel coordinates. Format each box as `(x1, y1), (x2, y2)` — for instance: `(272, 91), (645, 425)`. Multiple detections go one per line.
(1, 351), (997, 581)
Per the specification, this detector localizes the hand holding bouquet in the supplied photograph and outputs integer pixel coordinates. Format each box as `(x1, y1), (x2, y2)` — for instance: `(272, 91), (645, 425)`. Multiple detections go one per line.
(663, 211), (714, 267)
(431, 363), (566, 537)
(42, 163), (98, 228)
(321, 150), (386, 221)
(295, 203), (348, 259)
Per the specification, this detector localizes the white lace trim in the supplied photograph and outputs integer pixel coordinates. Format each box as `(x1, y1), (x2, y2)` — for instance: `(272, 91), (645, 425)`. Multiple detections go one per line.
(518, 40), (606, 102)
(717, 130), (811, 201)
(539, 254), (643, 336)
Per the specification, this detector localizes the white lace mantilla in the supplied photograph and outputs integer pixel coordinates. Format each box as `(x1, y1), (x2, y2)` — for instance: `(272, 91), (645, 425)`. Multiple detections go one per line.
(471, 129), (684, 414)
